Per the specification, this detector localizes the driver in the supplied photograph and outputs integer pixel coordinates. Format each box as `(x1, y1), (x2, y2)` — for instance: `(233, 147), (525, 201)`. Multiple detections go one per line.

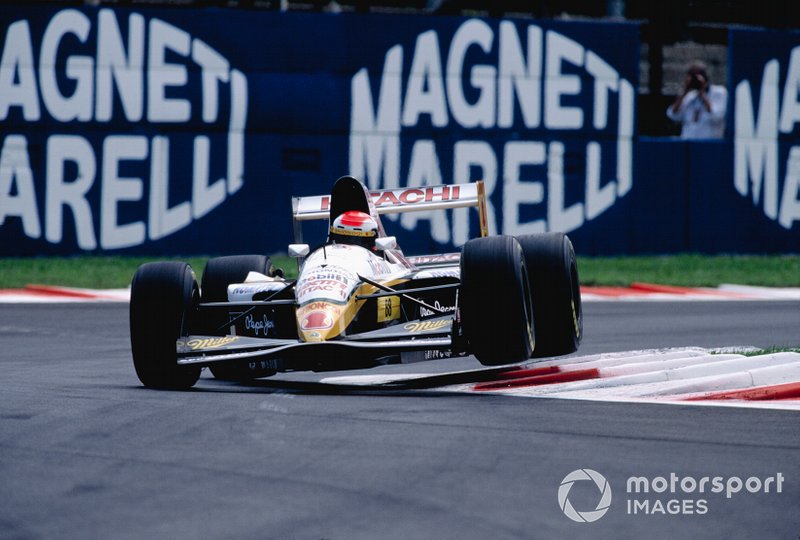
(329, 210), (379, 250)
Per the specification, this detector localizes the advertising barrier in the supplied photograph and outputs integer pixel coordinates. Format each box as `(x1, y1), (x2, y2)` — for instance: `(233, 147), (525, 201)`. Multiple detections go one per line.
(0, 7), (797, 256)
(727, 28), (800, 251)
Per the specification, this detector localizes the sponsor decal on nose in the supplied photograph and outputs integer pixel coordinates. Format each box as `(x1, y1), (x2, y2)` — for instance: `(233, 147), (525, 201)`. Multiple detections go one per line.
(301, 310), (333, 330)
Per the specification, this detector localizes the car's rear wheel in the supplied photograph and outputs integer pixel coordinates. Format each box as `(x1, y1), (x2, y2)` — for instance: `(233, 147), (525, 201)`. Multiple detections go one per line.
(516, 233), (582, 358)
(201, 255), (273, 302)
(201, 255), (275, 381)
(460, 235), (535, 366)
(130, 262), (201, 389)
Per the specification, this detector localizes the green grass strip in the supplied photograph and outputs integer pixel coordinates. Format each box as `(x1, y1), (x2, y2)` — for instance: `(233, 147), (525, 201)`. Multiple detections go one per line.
(738, 347), (800, 356)
(578, 254), (800, 288)
(0, 254), (798, 289)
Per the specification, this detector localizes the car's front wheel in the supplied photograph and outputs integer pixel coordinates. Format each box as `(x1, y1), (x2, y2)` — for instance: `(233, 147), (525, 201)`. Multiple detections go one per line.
(460, 235), (535, 366)
(130, 262), (201, 389)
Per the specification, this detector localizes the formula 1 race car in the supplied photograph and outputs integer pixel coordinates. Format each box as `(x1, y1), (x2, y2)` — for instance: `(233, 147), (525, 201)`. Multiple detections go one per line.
(130, 176), (582, 389)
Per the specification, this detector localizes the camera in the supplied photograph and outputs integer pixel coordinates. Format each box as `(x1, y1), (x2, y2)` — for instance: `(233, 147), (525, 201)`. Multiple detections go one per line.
(688, 73), (704, 90)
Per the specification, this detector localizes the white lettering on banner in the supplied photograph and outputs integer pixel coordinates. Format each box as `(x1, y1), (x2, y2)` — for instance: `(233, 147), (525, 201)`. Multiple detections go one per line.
(349, 20), (635, 243)
(101, 135), (146, 249)
(39, 10), (94, 122)
(95, 10), (144, 122)
(149, 135), (191, 241)
(498, 22), (541, 129)
(0, 8), (249, 249)
(350, 45), (402, 202)
(0, 21), (41, 121)
(544, 31), (583, 130)
(503, 141), (546, 235)
(403, 32), (447, 128)
(780, 147), (800, 229)
(192, 135), (225, 219)
(548, 141), (583, 233)
(446, 19), (495, 129)
(148, 18), (191, 122)
(735, 61), (779, 220)
(0, 136), (41, 238)
(734, 47), (800, 229)
(45, 135), (97, 249)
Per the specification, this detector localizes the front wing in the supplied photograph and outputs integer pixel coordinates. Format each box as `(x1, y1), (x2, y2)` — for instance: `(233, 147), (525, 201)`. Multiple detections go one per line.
(176, 315), (456, 368)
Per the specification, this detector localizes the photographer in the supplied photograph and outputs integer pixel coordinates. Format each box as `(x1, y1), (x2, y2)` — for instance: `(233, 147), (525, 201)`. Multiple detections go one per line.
(667, 61), (728, 139)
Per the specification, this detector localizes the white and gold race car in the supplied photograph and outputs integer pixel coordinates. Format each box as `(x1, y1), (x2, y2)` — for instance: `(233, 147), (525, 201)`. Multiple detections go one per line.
(129, 176), (582, 389)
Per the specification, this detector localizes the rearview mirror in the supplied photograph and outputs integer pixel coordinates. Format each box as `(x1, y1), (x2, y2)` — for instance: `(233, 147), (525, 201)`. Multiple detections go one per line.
(288, 244), (310, 258)
(375, 236), (397, 251)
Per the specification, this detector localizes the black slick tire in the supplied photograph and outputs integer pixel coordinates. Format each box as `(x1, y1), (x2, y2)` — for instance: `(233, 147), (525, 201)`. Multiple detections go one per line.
(460, 235), (535, 366)
(516, 233), (582, 358)
(201, 255), (274, 380)
(130, 262), (201, 389)
(200, 255), (272, 302)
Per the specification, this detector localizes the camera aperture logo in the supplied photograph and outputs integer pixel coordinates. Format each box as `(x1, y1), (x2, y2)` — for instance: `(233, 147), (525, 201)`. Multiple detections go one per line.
(558, 469), (612, 523)
(558, 469), (786, 522)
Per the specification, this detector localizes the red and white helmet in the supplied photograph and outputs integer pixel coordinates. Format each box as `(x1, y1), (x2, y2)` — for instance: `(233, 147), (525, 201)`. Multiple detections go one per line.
(330, 210), (378, 249)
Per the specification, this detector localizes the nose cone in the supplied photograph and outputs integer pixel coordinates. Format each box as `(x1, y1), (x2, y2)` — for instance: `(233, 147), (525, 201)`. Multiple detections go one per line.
(296, 302), (345, 342)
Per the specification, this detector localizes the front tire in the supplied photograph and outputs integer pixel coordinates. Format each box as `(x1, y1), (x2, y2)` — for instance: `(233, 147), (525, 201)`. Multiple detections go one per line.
(460, 236), (534, 366)
(516, 233), (582, 358)
(130, 262), (201, 389)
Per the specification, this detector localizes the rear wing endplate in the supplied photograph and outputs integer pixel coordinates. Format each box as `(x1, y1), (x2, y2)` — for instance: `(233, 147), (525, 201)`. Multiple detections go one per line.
(291, 181), (489, 243)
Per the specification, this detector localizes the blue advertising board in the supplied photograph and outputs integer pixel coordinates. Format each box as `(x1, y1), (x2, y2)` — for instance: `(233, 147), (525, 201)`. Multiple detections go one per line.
(726, 28), (800, 251)
(0, 6), (641, 256)
(1, 7), (796, 256)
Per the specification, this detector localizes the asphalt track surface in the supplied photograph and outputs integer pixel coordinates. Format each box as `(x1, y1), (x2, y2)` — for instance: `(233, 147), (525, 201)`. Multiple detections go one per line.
(1, 301), (798, 539)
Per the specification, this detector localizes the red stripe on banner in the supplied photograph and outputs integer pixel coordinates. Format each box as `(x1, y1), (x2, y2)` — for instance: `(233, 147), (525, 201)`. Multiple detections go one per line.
(474, 368), (600, 391)
(684, 382), (800, 401)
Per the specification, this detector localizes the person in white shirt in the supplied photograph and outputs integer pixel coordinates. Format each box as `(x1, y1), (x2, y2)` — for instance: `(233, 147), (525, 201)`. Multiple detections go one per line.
(666, 61), (727, 139)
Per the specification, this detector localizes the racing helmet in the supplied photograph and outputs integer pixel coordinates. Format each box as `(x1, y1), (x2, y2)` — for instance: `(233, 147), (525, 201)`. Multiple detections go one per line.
(330, 210), (378, 249)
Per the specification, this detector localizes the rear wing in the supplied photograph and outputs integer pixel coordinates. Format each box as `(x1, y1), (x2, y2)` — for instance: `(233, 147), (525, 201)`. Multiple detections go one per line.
(291, 181), (489, 243)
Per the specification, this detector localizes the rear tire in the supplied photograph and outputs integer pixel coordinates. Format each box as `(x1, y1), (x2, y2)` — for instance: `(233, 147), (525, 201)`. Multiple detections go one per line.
(516, 233), (582, 358)
(130, 262), (201, 389)
(201, 255), (274, 381)
(460, 236), (534, 366)
(201, 255), (272, 302)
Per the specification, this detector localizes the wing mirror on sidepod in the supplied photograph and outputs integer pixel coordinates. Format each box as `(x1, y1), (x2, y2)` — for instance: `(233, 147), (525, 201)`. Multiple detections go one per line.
(288, 244), (310, 258)
(375, 236), (397, 251)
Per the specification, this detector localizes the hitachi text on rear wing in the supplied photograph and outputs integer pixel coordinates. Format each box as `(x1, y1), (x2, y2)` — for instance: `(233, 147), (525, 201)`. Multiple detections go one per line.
(291, 181), (489, 244)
